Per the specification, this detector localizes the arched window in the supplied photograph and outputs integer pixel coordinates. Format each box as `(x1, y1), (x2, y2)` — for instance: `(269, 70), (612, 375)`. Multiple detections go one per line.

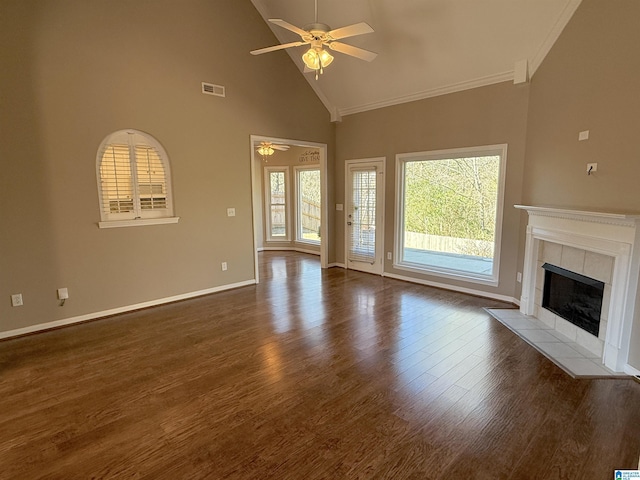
(96, 130), (177, 227)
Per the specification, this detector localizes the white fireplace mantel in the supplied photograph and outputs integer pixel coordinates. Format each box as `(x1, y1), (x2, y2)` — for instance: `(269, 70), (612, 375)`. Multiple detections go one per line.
(515, 205), (640, 373)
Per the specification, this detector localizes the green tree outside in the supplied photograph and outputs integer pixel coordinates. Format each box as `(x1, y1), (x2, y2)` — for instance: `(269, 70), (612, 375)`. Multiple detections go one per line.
(404, 156), (499, 258)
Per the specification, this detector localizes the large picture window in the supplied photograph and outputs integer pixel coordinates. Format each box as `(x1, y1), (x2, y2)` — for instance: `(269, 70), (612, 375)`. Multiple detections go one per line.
(395, 144), (507, 285)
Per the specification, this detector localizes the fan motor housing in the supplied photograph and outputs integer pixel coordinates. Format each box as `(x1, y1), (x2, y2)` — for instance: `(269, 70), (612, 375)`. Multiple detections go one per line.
(304, 22), (331, 37)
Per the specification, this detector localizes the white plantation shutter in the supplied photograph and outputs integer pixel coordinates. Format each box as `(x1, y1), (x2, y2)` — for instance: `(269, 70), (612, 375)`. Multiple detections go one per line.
(135, 146), (167, 211)
(97, 130), (173, 222)
(100, 144), (134, 214)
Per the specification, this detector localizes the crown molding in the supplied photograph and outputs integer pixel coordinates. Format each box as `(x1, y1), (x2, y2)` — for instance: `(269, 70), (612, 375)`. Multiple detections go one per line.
(529, 0), (582, 76)
(338, 71), (514, 117)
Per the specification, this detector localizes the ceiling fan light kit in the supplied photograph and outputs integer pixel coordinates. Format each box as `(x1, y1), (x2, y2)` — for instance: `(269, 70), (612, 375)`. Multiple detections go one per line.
(257, 145), (275, 156)
(302, 45), (334, 78)
(256, 142), (290, 160)
(250, 0), (376, 79)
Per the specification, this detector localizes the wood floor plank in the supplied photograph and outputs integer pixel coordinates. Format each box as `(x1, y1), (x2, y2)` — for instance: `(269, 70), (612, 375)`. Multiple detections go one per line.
(1, 251), (639, 479)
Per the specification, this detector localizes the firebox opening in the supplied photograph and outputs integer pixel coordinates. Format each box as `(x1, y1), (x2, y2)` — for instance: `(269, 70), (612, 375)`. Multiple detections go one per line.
(541, 263), (604, 337)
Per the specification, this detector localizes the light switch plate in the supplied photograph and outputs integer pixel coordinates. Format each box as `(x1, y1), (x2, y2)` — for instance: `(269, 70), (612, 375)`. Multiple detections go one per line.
(336, 204), (343, 211)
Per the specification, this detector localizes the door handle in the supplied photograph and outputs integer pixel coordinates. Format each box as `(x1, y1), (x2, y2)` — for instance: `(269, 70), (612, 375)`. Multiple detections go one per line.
(347, 222), (352, 226)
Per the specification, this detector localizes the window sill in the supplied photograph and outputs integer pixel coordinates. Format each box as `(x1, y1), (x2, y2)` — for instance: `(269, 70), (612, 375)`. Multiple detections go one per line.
(295, 239), (321, 247)
(98, 217), (180, 229)
(392, 262), (499, 287)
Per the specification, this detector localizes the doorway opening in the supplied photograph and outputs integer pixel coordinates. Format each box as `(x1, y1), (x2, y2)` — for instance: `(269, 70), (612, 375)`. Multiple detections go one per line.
(250, 135), (328, 283)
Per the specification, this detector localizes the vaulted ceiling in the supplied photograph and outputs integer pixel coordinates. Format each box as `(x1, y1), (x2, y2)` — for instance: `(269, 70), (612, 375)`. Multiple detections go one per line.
(250, 0), (581, 120)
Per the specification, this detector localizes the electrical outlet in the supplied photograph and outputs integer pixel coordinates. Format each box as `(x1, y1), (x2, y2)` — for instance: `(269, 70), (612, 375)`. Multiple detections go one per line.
(517, 272), (522, 283)
(587, 163), (597, 174)
(11, 294), (23, 307)
(227, 208), (236, 217)
(221, 262), (228, 271)
(57, 288), (69, 300)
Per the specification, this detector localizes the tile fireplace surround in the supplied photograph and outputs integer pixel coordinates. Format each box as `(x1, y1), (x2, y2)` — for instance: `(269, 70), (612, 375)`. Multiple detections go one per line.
(515, 205), (640, 374)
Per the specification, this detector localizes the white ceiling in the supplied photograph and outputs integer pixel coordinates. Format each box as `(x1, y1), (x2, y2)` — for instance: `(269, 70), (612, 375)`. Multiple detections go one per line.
(250, 0), (581, 120)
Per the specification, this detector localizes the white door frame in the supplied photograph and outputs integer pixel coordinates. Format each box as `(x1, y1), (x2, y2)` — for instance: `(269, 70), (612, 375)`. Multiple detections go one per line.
(250, 135), (328, 283)
(344, 157), (386, 275)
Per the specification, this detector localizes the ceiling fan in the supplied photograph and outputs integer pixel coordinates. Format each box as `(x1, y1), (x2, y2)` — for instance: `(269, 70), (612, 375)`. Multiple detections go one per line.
(256, 141), (290, 157)
(251, 0), (377, 79)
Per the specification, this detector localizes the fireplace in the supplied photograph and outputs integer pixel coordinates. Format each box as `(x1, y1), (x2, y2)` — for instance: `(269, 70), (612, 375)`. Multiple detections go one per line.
(515, 205), (640, 374)
(541, 263), (604, 337)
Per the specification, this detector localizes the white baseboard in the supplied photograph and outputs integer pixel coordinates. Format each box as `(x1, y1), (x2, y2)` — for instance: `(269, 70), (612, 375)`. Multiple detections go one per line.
(294, 247), (321, 256)
(328, 263), (346, 269)
(0, 279), (256, 341)
(260, 246), (320, 256)
(382, 272), (519, 305)
(624, 364), (640, 377)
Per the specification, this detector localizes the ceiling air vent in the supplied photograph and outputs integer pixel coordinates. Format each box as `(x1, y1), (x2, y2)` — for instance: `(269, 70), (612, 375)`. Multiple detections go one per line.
(201, 82), (225, 97)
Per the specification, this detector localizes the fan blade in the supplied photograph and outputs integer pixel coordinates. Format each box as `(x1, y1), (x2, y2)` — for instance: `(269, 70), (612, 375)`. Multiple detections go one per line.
(327, 22), (374, 40)
(251, 41), (305, 55)
(272, 145), (290, 151)
(269, 19), (310, 38)
(328, 42), (377, 62)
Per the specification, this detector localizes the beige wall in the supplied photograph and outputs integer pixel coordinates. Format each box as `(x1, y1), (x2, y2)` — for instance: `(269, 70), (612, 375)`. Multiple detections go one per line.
(523, 0), (640, 211)
(335, 81), (530, 299)
(523, 0), (640, 369)
(0, 0), (333, 333)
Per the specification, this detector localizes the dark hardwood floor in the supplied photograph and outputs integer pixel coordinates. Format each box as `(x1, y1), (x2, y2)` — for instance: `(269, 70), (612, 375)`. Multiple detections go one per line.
(1, 251), (639, 479)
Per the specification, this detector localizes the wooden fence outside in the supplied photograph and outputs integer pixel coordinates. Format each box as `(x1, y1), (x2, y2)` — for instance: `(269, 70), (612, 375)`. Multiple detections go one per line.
(404, 231), (493, 258)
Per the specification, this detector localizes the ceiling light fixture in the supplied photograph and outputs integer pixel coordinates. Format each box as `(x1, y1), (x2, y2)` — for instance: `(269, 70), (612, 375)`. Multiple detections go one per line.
(250, 0), (376, 81)
(256, 142), (290, 161)
(257, 145), (275, 156)
(302, 44), (333, 79)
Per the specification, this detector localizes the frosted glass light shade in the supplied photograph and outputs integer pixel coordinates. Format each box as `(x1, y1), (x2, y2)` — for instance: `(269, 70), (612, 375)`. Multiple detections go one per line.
(258, 146), (274, 156)
(303, 48), (333, 70)
(302, 48), (320, 69)
(318, 49), (333, 67)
